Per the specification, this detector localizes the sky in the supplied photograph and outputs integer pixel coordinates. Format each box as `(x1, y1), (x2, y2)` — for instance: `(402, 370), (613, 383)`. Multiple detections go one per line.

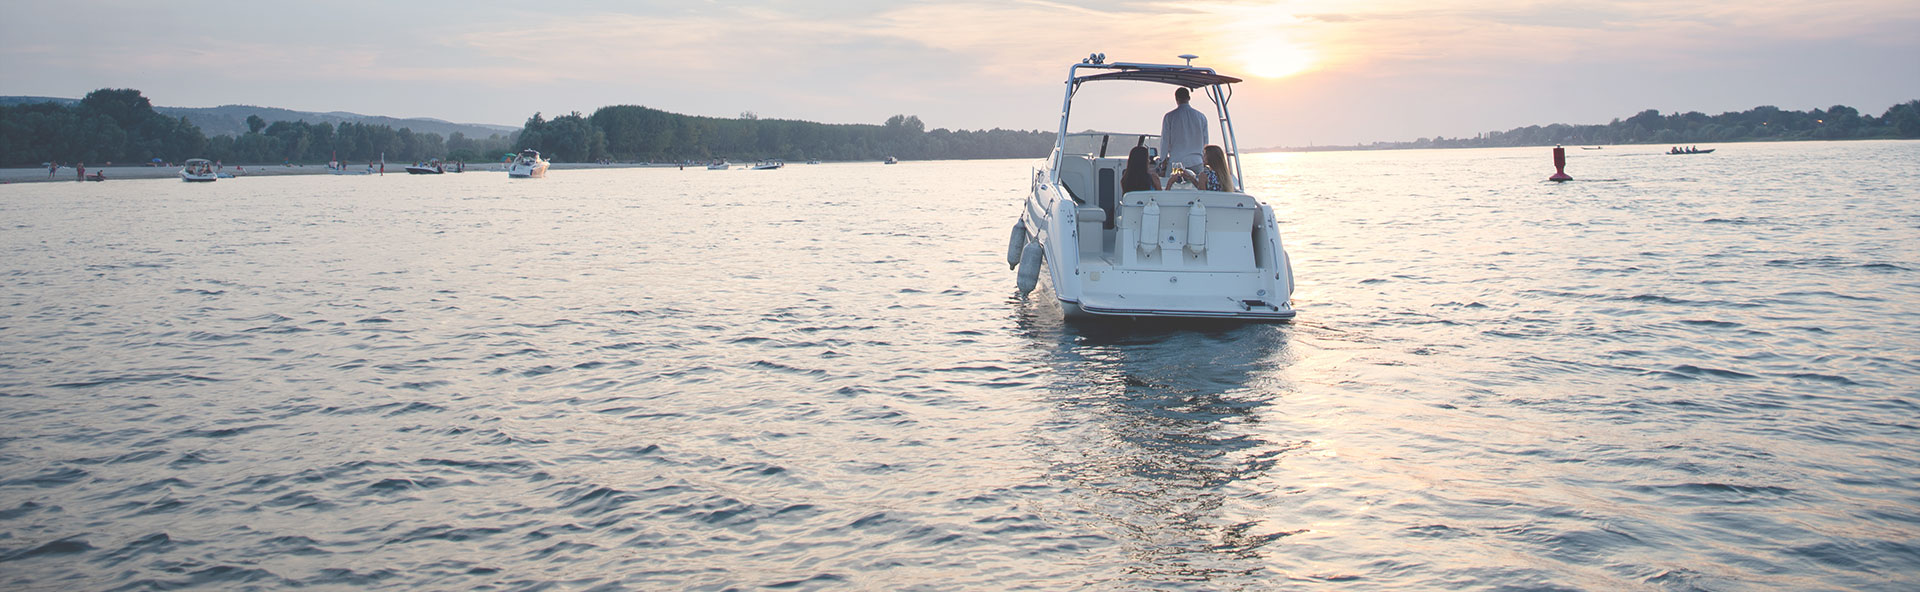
(3, 0), (1917, 147)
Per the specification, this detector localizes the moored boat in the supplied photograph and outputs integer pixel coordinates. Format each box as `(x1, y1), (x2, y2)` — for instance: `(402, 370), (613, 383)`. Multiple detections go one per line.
(507, 149), (549, 178)
(749, 160), (784, 170)
(179, 158), (217, 182)
(405, 160), (446, 174)
(707, 159), (731, 170)
(1009, 53), (1295, 321)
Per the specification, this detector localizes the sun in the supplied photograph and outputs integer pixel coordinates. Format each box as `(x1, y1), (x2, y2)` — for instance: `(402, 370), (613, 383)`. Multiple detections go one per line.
(1239, 38), (1318, 79)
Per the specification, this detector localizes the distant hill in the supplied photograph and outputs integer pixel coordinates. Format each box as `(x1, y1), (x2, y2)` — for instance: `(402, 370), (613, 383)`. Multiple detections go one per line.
(1254, 100), (1920, 152)
(0, 96), (78, 107)
(0, 96), (516, 139)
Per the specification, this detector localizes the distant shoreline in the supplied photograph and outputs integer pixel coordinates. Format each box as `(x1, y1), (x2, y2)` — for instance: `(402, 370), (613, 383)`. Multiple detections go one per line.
(1252, 135), (1919, 153)
(0, 161), (700, 185)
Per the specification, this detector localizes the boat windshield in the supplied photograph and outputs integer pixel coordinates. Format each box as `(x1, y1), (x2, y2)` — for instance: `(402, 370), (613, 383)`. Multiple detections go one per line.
(1061, 132), (1160, 159)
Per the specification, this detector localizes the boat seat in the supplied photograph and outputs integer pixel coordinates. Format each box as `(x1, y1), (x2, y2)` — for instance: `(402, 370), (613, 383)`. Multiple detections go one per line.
(1062, 155), (1135, 232)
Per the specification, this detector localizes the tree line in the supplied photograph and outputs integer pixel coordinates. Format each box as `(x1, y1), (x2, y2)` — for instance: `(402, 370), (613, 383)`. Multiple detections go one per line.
(0, 88), (1054, 167)
(0, 89), (515, 166)
(517, 107), (1053, 163)
(1356, 101), (1920, 150)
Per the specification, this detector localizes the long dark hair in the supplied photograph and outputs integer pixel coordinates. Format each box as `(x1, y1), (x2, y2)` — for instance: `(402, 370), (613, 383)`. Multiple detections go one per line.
(1121, 145), (1155, 193)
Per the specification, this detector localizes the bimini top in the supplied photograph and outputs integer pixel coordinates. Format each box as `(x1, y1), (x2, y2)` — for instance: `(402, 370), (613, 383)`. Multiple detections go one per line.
(1075, 67), (1241, 88)
(1070, 55), (1242, 88)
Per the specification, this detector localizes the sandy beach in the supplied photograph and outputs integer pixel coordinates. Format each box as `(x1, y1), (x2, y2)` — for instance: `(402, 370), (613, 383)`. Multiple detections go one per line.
(0, 162), (690, 184)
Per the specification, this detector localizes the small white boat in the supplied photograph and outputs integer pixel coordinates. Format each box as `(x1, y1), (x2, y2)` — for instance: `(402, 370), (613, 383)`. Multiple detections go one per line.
(806, 159), (821, 165)
(706, 159), (731, 170)
(883, 156), (898, 165)
(749, 160), (784, 170)
(179, 158), (217, 182)
(1009, 53), (1295, 321)
(507, 149), (549, 178)
(405, 160), (446, 174)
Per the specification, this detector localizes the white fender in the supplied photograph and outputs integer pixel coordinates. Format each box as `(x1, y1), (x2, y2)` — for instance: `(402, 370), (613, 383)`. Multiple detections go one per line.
(1016, 242), (1044, 294)
(1137, 200), (1161, 257)
(1006, 221), (1028, 270)
(1186, 201), (1207, 254)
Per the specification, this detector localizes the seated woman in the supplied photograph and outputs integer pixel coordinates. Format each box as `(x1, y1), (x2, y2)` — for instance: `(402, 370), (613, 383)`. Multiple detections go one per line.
(1120, 145), (1161, 194)
(1203, 145), (1235, 192)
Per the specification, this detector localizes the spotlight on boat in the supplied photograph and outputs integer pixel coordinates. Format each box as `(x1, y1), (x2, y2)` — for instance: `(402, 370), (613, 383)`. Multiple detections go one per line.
(1179, 54), (1198, 66)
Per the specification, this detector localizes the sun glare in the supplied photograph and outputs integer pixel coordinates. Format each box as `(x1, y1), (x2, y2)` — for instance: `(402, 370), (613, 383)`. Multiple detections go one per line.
(1240, 39), (1317, 79)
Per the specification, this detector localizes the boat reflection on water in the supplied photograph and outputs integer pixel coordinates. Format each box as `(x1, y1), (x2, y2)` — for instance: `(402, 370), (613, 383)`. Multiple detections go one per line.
(1014, 302), (1305, 584)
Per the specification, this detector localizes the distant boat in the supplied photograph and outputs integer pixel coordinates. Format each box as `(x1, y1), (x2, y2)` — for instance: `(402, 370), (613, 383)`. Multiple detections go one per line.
(749, 160), (784, 170)
(507, 149), (549, 178)
(707, 159), (731, 170)
(405, 160), (446, 174)
(180, 158), (217, 182)
(1667, 147), (1714, 155)
(883, 156), (898, 164)
(1580, 146), (1603, 150)
(806, 159), (821, 165)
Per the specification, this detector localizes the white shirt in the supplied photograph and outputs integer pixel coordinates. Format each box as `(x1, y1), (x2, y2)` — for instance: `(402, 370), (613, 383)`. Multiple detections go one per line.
(1160, 102), (1208, 168)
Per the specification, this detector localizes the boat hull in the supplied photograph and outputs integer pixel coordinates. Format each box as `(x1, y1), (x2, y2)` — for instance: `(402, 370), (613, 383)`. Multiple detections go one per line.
(1019, 171), (1295, 323)
(1060, 298), (1294, 321)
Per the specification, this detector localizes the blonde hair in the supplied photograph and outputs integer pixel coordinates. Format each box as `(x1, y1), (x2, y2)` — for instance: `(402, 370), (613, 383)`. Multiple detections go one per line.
(1203, 145), (1235, 192)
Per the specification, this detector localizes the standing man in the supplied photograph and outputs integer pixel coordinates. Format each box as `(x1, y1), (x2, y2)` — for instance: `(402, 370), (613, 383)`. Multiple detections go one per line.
(1159, 87), (1208, 170)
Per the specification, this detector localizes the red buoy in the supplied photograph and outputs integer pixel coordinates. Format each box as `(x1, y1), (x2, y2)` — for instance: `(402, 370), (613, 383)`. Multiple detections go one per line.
(1549, 145), (1572, 182)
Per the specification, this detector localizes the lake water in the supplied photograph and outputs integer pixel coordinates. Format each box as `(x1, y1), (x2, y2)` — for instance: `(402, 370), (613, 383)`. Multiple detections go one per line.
(2, 141), (1917, 590)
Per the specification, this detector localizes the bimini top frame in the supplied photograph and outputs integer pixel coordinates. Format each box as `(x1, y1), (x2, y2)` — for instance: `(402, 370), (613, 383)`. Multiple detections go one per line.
(1051, 53), (1247, 191)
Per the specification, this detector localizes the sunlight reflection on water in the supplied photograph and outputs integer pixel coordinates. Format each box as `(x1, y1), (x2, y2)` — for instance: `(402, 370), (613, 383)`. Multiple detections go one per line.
(1, 141), (1917, 590)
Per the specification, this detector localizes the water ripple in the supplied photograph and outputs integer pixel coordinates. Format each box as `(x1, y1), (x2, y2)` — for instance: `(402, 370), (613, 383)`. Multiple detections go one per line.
(1, 146), (1917, 590)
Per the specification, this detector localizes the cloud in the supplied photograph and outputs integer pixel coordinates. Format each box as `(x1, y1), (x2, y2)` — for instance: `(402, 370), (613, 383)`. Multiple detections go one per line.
(3, 0), (1914, 144)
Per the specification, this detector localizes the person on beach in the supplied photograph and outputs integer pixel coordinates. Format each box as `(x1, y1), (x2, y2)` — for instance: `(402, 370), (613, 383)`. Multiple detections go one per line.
(48, 162), (58, 177)
(77, 163), (85, 181)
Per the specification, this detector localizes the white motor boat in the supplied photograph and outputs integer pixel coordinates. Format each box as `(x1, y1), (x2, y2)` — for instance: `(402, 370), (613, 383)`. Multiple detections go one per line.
(507, 149), (549, 178)
(179, 158), (217, 182)
(706, 159), (731, 170)
(405, 160), (446, 174)
(1009, 53), (1295, 321)
(749, 160), (784, 170)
